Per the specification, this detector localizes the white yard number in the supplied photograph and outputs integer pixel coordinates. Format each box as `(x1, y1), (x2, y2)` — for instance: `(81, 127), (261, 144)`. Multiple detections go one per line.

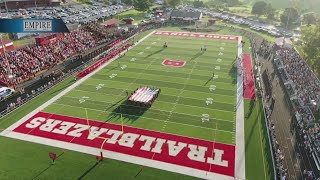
(201, 114), (210, 123)
(215, 66), (220, 70)
(96, 84), (105, 90)
(109, 73), (117, 79)
(146, 46), (151, 49)
(209, 85), (216, 91)
(130, 58), (136, 62)
(121, 65), (127, 70)
(218, 52), (223, 56)
(206, 98), (214, 105)
(217, 58), (222, 62)
(138, 52), (144, 55)
(151, 42), (156, 45)
(220, 47), (224, 51)
(79, 96), (89, 104)
(213, 75), (219, 79)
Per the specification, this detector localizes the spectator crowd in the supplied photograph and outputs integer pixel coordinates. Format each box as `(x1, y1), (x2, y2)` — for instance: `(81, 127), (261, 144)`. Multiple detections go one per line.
(274, 44), (320, 179)
(0, 22), (131, 88)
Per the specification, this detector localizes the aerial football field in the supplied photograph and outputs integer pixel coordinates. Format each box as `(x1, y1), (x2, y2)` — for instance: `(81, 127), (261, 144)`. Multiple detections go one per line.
(0, 29), (273, 180)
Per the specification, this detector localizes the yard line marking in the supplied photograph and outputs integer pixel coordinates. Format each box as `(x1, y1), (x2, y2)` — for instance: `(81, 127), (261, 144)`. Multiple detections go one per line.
(95, 73), (236, 91)
(162, 52), (202, 130)
(61, 95), (236, 123)
(91, 74), (237, 96)
(98, 62), (235, 80)
(64, 93), (236, 114)
(51, 103), (234, 134)
(125, 56), (234, 69)
(73, 82), (234, 100)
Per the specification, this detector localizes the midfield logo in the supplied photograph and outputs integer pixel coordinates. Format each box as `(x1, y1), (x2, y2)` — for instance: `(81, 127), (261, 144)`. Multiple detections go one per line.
(162, 59), (186, 67)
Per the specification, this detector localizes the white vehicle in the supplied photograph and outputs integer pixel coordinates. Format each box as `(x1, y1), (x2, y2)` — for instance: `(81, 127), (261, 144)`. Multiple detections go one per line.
(0, 87), (15, 100)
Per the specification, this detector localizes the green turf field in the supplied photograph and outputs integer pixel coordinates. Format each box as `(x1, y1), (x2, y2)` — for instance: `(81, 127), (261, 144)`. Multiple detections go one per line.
(0, 27), (274, 180)
(43, 32), (238, 144)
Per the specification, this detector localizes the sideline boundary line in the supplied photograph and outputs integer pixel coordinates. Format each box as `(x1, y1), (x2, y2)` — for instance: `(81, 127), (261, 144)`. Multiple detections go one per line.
(235, 36), (246, 180)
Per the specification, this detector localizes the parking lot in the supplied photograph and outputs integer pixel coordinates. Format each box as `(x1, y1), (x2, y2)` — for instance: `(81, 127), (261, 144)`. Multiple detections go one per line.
(180, 6), (301, 40)
(5, 3), (132, 26)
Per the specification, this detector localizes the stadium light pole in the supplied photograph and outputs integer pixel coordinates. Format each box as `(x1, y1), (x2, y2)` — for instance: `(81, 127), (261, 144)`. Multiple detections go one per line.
(3, 0), (8, 15)
(34, 0), (38, 10)
(0, 33), (13, 86)
(119, 105), (123, 133)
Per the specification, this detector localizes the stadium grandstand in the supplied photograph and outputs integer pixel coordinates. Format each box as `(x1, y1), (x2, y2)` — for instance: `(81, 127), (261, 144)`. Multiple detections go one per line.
(0, 0), (60, 9)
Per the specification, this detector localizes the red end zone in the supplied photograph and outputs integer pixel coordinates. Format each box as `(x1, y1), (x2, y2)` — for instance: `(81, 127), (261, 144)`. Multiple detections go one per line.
(7, 112), (235, 178)
(154, 31), (239, 41)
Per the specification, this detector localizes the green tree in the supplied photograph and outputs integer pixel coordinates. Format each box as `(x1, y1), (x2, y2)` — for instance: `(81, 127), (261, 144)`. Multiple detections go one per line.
(193, 0), (205, 8)
(166, 0), (182, 8)
(265, 3), (276, 20)
(133, 0), (152, 12)
(122, 0), (133, 5)
(303, 13), (317, 25)
(251, 1), (268, 16)
(301, 25), (320, 74)
(226, 0), (239, 6)
(280, 8), (300, 27)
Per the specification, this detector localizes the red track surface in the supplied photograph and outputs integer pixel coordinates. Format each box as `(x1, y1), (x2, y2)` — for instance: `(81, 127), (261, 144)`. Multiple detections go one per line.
(242, 54), (256, 100)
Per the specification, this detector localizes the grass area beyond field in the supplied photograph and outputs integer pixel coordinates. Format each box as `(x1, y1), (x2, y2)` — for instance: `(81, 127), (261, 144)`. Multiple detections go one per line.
(244, 99), (274, 180)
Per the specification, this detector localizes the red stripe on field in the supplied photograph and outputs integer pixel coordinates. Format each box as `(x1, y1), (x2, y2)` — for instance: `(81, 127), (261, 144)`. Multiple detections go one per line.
(243, 54), (256, 100)
(12, 112), (235, 177)
(108, 39), (124, 47)
(154, 31), (238, 41)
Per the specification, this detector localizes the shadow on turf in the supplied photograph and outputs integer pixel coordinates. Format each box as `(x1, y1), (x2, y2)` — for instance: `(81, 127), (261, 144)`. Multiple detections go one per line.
(203, 77), (213, 86)
(145, 48), (165, 58)
(189, 51), (204, 61)
(105, 100), (149, 123)
(77, 161), (102, 180)
(228, 65), (237, 85)
(31, 152), (65, 180)
(49, 79), (75, 95)
(245, 100), (260, 152)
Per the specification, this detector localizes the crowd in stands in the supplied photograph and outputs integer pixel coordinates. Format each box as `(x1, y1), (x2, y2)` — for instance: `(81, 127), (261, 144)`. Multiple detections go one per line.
(253, 39), (294, 179)
(0, 23), (131, 88)
(277, 48), (320, 113)
(275, 47), (320, 169)
(0, 20), (166, 115)
(254, 37), (320, 179)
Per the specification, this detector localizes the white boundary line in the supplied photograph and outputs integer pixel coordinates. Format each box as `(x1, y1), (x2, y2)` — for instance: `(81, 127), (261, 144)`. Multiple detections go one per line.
(3, 131), (233, 180)
(235, 36), (246, 180)
(0, 31), (235, 180)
